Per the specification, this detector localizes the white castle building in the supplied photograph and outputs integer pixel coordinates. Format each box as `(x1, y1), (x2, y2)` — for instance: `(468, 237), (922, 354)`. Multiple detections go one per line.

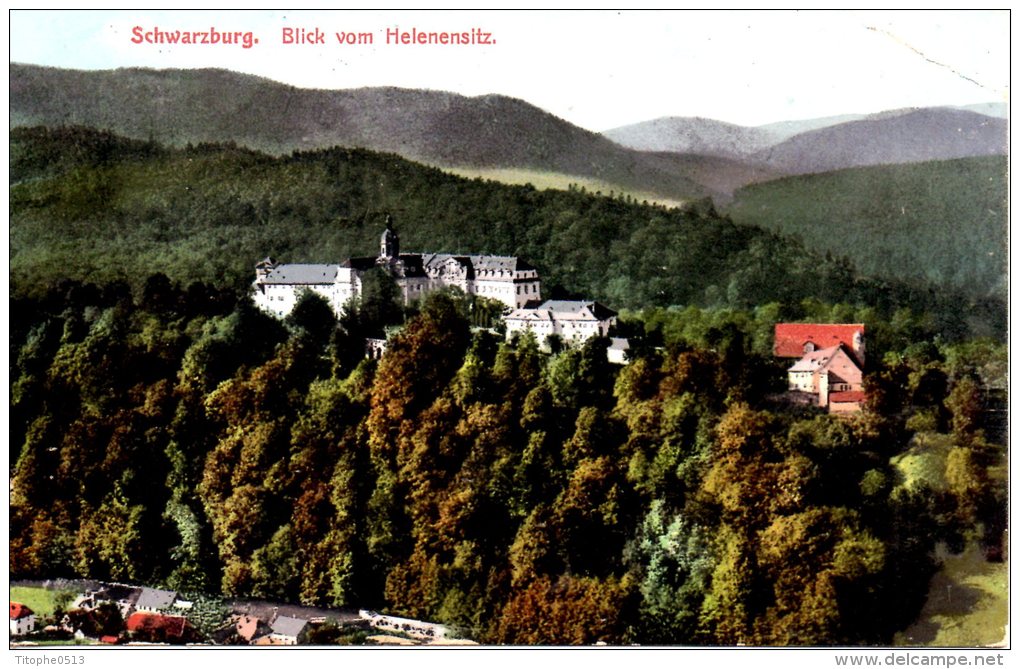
(504, 300), (618, 348)
(253, 219), (542, 318)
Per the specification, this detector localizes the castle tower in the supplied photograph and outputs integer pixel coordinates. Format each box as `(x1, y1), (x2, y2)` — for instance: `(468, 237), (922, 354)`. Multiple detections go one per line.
(255, 256), (277, 280)
(380, 215), (400, 262)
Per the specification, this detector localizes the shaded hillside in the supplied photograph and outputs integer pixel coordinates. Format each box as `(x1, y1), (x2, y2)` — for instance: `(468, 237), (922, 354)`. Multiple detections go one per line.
(725, 156), (1008, 297)
(753, 109), (1006, 175)
(10, 63), (709, 203)
(10, 126), (1004, 342)
(636, 151), (785, 202)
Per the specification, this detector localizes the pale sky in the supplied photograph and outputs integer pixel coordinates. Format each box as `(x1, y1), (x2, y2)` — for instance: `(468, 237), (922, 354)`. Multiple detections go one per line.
(7, 8), (1010, 131)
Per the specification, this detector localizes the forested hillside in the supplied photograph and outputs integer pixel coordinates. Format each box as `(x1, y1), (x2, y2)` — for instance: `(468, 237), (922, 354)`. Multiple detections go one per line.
(749, 109), (1006, 175)
(10, 127), (1005, 342)
(725, 157), (1008, 298)
(10, 282), (1006, 644)
(10, 64), (708, 202)
(9, 126), (1007, 645)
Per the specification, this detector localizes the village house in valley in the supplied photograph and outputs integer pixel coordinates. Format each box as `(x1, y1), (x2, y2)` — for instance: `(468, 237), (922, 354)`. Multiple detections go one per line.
(10, 603), (36, 636)
(774, 323), (866, 413)
(125, 611), (201, 644)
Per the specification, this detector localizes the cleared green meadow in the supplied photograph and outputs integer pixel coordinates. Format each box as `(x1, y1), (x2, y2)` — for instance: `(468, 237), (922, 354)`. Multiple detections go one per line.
(895, 544), (1008, 647)
(10, 585), (75, 618)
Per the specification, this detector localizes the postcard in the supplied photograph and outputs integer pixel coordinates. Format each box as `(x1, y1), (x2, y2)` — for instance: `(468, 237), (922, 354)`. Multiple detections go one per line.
(7, 8), (1010, 668)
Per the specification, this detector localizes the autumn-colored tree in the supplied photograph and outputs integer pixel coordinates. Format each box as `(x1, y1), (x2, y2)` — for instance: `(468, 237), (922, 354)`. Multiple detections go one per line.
(491, 575), (634, 645)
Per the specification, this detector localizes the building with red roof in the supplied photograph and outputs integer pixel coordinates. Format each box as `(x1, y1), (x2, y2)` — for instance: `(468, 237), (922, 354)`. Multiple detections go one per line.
(125, 611), (199, 644)
(776, 323), (867, 413)
(829, 390), (867, 414)
(774, 323), (865, 365)
(10, 602), (36, 636)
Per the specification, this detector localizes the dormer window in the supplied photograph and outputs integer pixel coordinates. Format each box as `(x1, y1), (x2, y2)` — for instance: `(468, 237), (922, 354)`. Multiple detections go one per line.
(804, 342), (816, 353)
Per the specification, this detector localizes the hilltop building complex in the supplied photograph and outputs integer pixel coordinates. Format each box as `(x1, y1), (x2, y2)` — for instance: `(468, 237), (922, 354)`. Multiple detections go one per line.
(253, 219), (542, 318)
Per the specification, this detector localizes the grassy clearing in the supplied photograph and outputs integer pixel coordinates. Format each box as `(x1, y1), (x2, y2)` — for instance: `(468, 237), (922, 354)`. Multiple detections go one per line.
(10, 585), (69, 618)
(890, 432), (953, 491)
(895, 543), (1008, 647)
(437, 165), (689, 210)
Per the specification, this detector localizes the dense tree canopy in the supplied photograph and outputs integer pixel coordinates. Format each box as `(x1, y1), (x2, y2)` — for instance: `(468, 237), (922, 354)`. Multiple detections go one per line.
(10, 126), (1005, 343)
(9, 274), (1006, 645)
(7, 126), (1006, 645)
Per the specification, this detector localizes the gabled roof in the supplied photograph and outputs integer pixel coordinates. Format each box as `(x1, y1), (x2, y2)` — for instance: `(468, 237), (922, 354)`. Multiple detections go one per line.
(507, 300), (617, 324)
(538, 300), (617, 320)
(10, 602), (34, 620)
(788, 343), (863, 377)
(270, 615), (308, 638)
(125, 612), (192, 638)
(259, 264), (342, 285)
(506, 308), (554, 322)
(135, 587), (177, 610)
(788, 344), (844, 373)
(467, 255), (535, 273)
(774, 323), (864, 358)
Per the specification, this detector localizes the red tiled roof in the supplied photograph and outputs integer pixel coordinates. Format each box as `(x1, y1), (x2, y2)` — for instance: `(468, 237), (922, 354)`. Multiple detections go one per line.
(774, 323), (864, 358)
(126, 612), (190, 638)
(234, 614), (270, 641)
(10, 602), (34, 620)
(829, 391), (867, 403)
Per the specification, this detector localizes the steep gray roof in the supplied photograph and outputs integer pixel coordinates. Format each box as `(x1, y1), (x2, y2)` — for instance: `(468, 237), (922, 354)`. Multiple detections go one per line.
(260, 264), (341, 285)
(467, 255), (534, 273)
(538, 300), (617, 320)
(422, 253), (533, 275)
(271, 615), (308, 638)
(135, 587), (177, 610)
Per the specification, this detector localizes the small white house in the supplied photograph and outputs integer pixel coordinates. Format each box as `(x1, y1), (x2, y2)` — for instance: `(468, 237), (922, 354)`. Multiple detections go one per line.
(607, 337), (631, 365)
(10, 602), (36, 636)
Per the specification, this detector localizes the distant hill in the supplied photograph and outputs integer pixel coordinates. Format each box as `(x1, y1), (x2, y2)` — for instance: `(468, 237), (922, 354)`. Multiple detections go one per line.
(755, 113), (868, 141)
(602, 117), (781, 159)
(604, 107), (1007, 179)
(752, 108), (1007, 175)
(725, 156), (1008, 298)
(9, 63), (712, 203)
(954, 102), (1008, 119)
